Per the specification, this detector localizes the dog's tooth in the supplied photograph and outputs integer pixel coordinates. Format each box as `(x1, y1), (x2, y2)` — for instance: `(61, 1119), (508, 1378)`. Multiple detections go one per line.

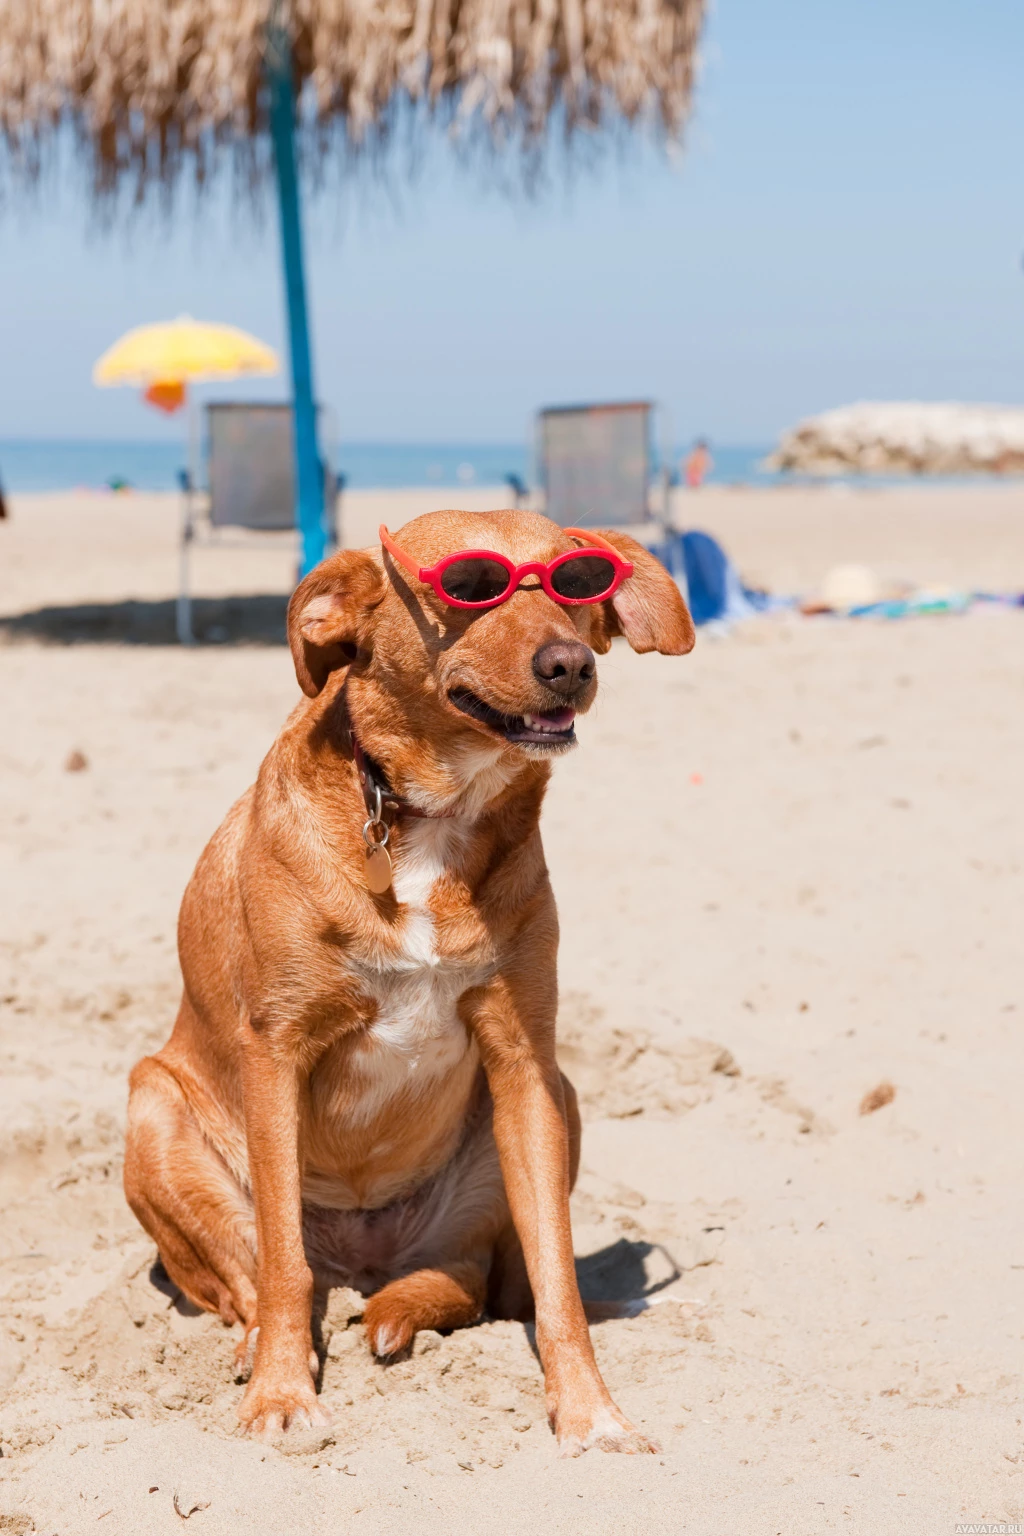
(523, 714), (536, 728)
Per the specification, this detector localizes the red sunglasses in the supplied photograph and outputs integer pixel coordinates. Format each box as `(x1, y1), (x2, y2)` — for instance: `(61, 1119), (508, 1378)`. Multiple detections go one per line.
(378, 524), (633, 611)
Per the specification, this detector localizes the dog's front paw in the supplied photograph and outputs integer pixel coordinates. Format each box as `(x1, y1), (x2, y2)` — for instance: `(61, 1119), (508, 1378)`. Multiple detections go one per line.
(552, 1400), (659, 1457)
(237, 1365), (330, 1441)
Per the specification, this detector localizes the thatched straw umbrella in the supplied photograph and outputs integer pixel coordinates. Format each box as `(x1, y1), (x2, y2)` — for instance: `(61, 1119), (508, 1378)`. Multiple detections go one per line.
(767, 402), (1024, 478)
(0, 0), (706, 573)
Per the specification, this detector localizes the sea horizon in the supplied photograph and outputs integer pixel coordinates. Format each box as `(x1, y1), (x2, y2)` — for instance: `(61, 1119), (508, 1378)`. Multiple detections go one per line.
(0, 438), (778, 494)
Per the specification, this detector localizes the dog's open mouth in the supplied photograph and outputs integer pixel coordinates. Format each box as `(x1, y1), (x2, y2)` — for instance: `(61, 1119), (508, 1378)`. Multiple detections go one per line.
(449, 688), (577, 748)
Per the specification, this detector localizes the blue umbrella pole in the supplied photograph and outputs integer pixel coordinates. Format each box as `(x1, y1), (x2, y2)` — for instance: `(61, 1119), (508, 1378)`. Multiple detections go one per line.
(268, 33), (326, 577)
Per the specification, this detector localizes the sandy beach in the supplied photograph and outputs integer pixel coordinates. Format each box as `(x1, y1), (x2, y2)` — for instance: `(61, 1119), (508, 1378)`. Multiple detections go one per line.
(1, 484), (1022, 1534)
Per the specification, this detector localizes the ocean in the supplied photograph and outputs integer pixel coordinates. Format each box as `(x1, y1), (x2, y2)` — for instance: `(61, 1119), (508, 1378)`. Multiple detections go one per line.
(0, 439), (778, 494)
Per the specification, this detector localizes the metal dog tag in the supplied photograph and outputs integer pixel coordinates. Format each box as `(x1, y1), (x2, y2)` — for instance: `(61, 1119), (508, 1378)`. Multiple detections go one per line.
(365, 843), (393, 895)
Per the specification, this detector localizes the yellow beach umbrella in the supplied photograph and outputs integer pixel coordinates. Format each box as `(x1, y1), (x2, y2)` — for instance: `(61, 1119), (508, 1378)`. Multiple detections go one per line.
(93, 315), (279, 389)
(92, 316), (279, 645)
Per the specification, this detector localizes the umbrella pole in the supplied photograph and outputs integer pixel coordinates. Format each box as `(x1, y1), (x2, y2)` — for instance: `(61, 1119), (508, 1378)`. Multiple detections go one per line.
(176, 388), (197, 645)
(267, 28), (326, 579)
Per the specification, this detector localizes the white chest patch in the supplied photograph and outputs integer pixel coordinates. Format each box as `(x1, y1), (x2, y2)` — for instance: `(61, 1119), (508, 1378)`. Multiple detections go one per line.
(348, 818), (488, 1121)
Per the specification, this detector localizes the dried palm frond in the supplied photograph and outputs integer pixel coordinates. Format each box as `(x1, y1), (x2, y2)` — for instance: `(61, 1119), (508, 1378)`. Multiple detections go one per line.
(0, 0), (705, 194)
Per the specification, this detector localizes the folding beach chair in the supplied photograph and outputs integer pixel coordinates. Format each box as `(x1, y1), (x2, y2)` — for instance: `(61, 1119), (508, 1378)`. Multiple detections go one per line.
(177, 403), (337, 644)
(537, 401), (656, 529)
(536, 400), (685, 594)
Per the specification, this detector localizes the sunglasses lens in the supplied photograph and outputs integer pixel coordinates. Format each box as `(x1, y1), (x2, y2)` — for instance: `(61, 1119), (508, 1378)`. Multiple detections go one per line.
(550, 554), (617, 601)
(439, 558), (512, 606)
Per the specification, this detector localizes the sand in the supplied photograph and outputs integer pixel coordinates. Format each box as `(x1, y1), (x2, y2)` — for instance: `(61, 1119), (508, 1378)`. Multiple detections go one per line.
(1, 484), (1023, 1534)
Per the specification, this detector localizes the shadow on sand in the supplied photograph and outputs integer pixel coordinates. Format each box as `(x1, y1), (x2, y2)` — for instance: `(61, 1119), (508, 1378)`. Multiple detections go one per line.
(576, 1237), (682, 1303)
(148, 1237), (682, 1333)
(0, 594), (289, 647)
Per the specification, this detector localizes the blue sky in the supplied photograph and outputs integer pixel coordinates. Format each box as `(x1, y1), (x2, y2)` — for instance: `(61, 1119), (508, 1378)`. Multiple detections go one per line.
(1, 0), (1021, 445)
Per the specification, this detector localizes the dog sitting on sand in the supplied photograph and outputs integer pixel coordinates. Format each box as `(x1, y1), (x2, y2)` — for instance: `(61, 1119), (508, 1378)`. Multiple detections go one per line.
(123, 509), (693, 1453)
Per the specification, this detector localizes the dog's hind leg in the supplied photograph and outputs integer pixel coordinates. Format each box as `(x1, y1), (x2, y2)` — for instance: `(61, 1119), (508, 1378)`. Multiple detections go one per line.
(364, 1260), (487, 1358)
(124, 1055), (257, 1329)
(364, 1072), (583, 1353)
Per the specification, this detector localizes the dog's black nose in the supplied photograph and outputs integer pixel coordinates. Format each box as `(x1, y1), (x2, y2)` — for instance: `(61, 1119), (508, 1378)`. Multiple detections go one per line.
(531, 640), (596, 697)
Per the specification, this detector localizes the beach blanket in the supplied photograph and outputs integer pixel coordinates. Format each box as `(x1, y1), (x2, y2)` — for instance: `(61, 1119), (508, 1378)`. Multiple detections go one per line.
(654, 533), (1024, 625)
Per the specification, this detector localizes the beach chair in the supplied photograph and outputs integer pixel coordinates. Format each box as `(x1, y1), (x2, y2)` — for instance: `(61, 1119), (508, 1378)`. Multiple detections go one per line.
(537, 401), (657, 529)
(177, 403), (337, 644)
(536, 399), (685, 598)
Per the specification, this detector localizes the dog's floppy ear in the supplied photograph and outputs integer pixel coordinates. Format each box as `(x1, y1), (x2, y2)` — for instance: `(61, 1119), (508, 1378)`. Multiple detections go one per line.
(287, 548), (385, 697)
(587, 531), (695, 656)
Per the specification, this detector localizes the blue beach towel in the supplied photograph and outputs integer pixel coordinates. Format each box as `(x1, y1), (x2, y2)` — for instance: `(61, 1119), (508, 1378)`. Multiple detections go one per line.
(655, 529), (763, 625)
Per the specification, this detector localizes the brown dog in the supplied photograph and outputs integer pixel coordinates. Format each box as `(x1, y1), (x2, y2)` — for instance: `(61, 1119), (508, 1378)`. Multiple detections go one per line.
(124, 509), (693, 1453)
